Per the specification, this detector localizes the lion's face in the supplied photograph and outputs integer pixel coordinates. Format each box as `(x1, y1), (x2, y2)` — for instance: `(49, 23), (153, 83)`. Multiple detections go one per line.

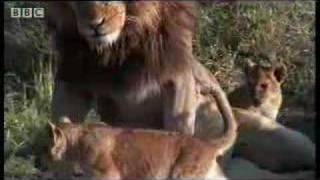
(69, 1), (126, 48)
(245, 63), (286, 105)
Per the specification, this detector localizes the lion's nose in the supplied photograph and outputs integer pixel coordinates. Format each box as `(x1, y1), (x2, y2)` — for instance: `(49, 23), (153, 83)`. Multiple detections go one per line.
(89, 17), (105, 30)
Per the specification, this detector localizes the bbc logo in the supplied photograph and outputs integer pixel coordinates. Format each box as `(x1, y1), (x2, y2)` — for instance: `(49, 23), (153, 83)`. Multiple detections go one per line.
(11, 8), (44, 18)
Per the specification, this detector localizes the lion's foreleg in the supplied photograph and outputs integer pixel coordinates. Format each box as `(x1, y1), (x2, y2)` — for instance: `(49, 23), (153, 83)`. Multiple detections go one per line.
(51, 81), (92, 122)
(162, 73), (198, 135)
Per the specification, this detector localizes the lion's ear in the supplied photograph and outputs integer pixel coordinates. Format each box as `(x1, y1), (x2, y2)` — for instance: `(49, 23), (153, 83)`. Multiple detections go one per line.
(273, 63), (287, 83)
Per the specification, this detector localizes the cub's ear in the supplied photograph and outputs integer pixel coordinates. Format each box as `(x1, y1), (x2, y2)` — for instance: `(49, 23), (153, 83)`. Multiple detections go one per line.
(60, 117), (72, 123)
(48, 121), (65, 145)
(244, 59), (257, 76)
(48, 121), (56, 129)
(47, 121), (67, 160)
(273, 63), (287, 83)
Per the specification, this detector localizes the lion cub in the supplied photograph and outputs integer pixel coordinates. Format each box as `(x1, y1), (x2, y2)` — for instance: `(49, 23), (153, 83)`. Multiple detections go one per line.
(228, 60), (287, 121)
(226, 61), (315, 172)
(40, 117), (236, 180)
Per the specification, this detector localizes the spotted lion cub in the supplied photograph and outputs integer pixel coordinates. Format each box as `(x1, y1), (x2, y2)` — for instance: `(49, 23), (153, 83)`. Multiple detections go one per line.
(228, 60), (287, 121)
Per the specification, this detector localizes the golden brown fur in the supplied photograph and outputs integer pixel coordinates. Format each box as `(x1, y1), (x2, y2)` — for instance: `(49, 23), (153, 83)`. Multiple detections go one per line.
(47, 1), (235, 136)
(228, 61), (287, 121)
(40, 115), (236, 180)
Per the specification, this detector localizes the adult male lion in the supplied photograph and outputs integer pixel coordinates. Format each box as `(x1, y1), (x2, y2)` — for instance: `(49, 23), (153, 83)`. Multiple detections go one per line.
(47, 2), (235, 135)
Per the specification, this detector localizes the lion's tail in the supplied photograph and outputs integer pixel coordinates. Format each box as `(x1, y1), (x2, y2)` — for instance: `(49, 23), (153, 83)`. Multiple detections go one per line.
(193, 61), (237, 156)
(207, 84), (238, 156)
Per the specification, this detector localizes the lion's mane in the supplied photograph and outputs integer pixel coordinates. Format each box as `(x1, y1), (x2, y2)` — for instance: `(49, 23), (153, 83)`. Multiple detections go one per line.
(47, 2), (198, 85)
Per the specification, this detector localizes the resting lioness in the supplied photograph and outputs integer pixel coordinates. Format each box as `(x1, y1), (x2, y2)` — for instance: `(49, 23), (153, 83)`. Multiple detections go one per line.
(39, 113), (236, 180)
(228, 60), (287, 121)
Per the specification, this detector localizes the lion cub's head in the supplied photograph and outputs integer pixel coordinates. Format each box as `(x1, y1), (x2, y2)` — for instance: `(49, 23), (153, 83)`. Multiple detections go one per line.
(245, 61), (287, 107)
(35, 121), (100, 178)
(245, 61), (286, 114)
(36, 121), (111, 178)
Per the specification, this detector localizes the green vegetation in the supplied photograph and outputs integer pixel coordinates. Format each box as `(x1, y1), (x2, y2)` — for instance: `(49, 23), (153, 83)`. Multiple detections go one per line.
(4, 1), (315, 178)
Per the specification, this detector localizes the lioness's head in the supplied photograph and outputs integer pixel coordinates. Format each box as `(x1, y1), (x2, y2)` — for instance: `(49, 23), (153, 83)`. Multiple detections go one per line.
(69, 1), (126, 48)
(245, 61), (287, 106)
